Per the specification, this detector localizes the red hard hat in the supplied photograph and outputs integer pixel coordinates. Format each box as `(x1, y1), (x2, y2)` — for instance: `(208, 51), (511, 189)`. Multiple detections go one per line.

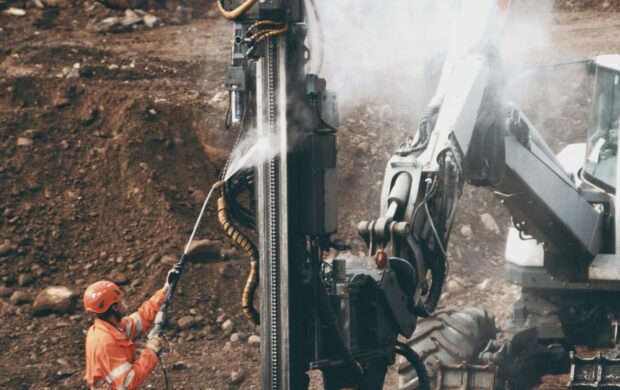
(83, 281), (124, 314)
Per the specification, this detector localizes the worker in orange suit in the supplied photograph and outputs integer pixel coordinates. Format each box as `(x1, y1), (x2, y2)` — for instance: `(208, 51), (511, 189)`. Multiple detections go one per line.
(83, 268), (179, 390)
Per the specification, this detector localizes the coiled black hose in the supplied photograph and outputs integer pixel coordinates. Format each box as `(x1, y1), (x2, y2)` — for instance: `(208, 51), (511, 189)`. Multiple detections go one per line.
(395, 341), (430, 390)
(410, 176), (447, 318)
(223, 170), (256, 230)
(416, 249), (446, 318)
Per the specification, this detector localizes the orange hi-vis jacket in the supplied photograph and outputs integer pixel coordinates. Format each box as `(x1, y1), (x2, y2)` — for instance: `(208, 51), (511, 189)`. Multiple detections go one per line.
(85, 288), (166, 390)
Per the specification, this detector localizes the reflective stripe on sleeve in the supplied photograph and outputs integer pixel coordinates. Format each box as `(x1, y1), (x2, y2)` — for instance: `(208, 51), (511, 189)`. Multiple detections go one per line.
(105, 362), (132, 384)
(119, 369), (135, 390)
(124, 320), (133, 339)
(131, 313), (143, 338)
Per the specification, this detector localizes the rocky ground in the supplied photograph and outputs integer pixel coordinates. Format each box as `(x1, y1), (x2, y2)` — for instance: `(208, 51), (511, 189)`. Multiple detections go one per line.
(0, 0), (619, 389)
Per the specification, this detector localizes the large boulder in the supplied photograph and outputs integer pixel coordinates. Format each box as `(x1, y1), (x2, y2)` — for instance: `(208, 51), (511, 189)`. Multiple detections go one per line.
(186, 239), (222, 263)
(32, 286), (79, 316)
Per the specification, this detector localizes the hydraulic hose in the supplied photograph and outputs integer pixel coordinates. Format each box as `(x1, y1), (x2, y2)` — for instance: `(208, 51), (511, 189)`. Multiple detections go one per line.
(248, 20), (286, 33)
(217, 196), (260, 324)
(395, 341), (430, 390)
(224, 171), (256, 230)
(416, 250), (446, 317)
(421, 156), (454, 315)
(411, 176), (447, 318)
(251, 23), (289, 45)
(217, 0), (258, 20)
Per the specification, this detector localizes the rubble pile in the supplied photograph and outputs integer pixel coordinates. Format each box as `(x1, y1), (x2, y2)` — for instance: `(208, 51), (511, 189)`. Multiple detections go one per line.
(1, 0), (216, 33)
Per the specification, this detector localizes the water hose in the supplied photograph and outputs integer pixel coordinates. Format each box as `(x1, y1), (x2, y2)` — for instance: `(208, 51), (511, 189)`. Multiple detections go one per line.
(148, 181), (223, 339)
(217, 0), (257, 20)
(217, 196), (260, 324)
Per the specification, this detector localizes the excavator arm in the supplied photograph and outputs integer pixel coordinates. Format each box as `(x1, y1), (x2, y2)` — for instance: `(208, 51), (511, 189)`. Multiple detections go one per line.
(361, 0), (604, 319)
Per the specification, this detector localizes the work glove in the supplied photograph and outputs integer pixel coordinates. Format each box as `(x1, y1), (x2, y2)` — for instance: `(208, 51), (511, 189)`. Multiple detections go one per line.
(165, 265), (182, 289)
(145, 336), (163, 355)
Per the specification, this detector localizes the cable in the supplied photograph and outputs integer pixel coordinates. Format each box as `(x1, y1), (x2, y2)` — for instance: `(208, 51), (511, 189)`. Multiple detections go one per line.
(156, 334), (172, 390)
(411, 177), (438, 235)
(245, 24), (289, 57)
(217, 196), (260, 324)
(217, 0), (257, 20)
(424, 203), (447, 257)
(409, 176), (447, 317)
(148, 182), (222, 339)
(157, 354), (170, 390)
(251, 23), (289, 45)
(223, 170), (256, 230)
(247, 20), (286, 34)
(395, 342), (430, 390)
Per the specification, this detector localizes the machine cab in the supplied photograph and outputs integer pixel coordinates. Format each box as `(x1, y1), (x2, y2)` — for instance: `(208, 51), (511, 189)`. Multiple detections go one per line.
(584, 55), (620, 192)
(506, 55), (620, 270)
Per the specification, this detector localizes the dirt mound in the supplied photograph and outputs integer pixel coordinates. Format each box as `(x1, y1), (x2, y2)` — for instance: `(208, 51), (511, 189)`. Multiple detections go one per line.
(0, 4), (264, 387)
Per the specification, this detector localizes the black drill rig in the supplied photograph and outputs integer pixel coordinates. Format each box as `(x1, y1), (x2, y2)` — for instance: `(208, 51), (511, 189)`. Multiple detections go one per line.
(215, 0), (423, 388)
(214, 0), (620, 389)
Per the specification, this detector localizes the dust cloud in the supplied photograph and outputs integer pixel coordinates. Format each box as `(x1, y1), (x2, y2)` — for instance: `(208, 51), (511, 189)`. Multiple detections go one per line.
(309, 0), (556, 117)
(225, 0), (562, 180)
(501, 0), (592, 151)
(224, 128), (280, 180)
(309, 0), (460, 114)
(502, 0), (555, 105)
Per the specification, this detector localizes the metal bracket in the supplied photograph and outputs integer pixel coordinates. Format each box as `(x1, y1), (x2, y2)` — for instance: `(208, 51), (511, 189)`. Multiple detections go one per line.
(569, 351), (620, 388)
(437, 362), (497, 390)
(224, 66), (247, 91)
